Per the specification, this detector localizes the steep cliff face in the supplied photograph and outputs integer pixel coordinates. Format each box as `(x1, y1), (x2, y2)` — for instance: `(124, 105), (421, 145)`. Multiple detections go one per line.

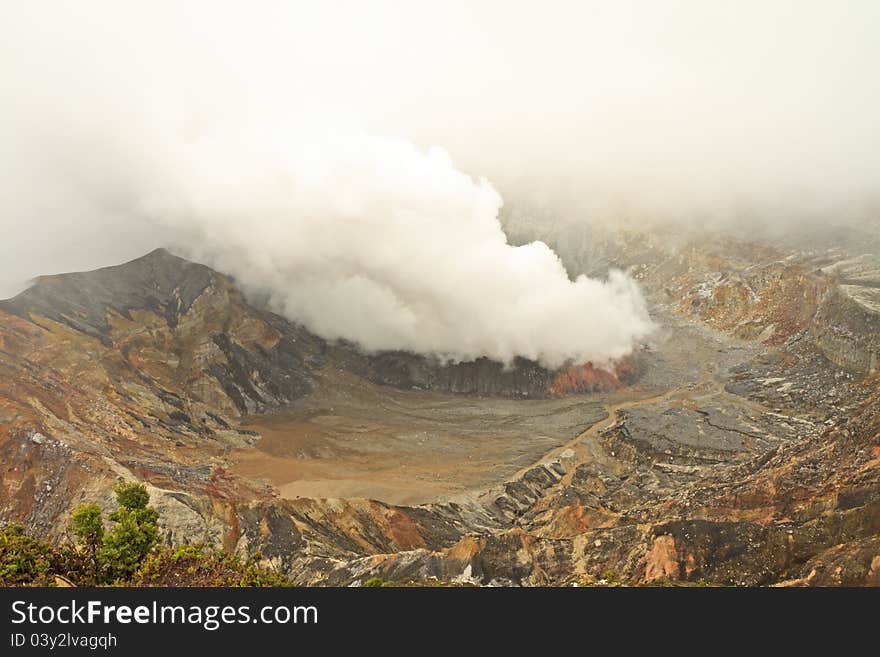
(811, 256), (880, 373)
(336, 350), (555, 397)
(0, 248), (326, 418)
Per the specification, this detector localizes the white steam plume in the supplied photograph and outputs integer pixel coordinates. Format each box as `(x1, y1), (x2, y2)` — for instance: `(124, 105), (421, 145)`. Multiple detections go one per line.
(130, 111), (653, 368)
(5, 0), (876, 358)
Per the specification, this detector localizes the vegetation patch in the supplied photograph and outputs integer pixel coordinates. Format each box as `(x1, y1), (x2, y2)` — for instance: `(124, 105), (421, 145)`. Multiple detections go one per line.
(0, 482), (291, 587)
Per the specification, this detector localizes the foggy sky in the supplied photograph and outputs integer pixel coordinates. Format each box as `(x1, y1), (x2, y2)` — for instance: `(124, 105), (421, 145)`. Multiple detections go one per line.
(1, 1), (878, 363)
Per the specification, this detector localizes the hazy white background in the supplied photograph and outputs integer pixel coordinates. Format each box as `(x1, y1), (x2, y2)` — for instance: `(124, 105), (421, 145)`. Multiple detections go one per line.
(1, 1), (877, 364)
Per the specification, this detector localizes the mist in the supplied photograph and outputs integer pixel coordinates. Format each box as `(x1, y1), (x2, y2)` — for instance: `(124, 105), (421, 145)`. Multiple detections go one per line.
(2, 1), (878, 365)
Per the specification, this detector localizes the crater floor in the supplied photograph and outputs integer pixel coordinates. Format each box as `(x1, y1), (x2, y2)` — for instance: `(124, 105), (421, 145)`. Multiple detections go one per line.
(231, 370), (607, 505)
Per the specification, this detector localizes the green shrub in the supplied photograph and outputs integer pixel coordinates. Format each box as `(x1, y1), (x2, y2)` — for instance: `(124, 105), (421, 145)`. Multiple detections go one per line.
(98, 483), (159, 582)
(132, 544), (291, 587)
(67, 482), (160, 583)
(7, 481), (293, 587)
(363, 576), (387, 587)
(68, 503), (105, 583)
(0, 524), (54, 585)
(113, 482), (150, 511)
(69, 503), (104, 549)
